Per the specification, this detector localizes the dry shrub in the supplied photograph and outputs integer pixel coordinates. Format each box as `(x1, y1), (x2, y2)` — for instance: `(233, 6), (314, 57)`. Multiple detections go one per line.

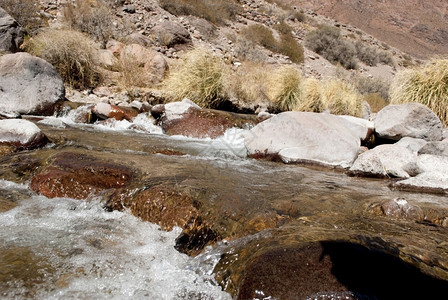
(269, 66), (303, 111)
(225, 62), (271, 106)
(26, 29), (100, 89)
(364, 93), (389, 113)
(62, 0), (113, 48)
(305, 25), (357, 69)
(390, 58), (448, 126)
(162, 48), (227, 108)
(0, 0), (44, 34)
(320, 79), (363, 117)
(159, 0), (241, 25)
(355, 76), (390, 100)
(243, 24), (304, 64)
(117, 54), (148, 89)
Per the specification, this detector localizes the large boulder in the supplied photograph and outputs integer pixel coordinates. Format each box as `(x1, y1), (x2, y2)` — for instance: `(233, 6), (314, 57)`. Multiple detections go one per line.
(244, 112), (361, 168)
(349, 144), (416, 178)
(374, 103), (443, 141)
(0, 52), (65, 116)
(418, 139), (448, 157)
(394, 172), (448, 194)
(0, 8), (24, 53)
(120, 44), (168, 83)
(395, 137), (428, 153)
(0, 119), (47, 151)
(150, 21), (191, 49)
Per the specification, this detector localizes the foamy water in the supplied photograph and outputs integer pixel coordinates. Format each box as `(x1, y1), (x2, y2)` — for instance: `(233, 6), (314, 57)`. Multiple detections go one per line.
(0, 181), (231, 300)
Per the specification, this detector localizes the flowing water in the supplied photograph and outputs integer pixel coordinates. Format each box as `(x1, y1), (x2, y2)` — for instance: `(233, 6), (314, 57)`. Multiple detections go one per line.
(1, 108), (448, 299)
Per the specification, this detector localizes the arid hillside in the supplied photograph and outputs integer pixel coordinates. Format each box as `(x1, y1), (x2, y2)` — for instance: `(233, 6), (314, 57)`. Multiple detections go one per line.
(281, 0), (448, 58)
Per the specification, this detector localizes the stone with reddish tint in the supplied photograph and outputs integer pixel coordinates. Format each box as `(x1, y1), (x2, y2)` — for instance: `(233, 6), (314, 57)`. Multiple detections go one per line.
(91, 103), (138, 121)
(30, 152), (133, 199)
(162, 101), (258, 139)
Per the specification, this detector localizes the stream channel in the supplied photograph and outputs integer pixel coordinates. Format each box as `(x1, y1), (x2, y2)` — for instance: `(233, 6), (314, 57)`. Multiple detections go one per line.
(1, 109), (448, 299)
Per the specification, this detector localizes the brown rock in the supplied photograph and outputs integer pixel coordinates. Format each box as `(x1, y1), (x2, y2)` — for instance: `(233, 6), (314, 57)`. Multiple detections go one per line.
(91, 103), (138, 121)
(30, 152), (134, 199)
(162, 106), (258, 139)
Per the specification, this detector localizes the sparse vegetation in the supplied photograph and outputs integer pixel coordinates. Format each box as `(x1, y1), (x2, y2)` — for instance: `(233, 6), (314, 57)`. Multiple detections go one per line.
(269, 66), (303, 111)
(26, 29), (100, 89)
(355, 41), (395, 67)
(62, 0), (113, 48)
(390, 58), (448, 126)
(162, 48), (227, 108)
(355, 76), (390, 100)
(242, 24), (304, 64)
(305, 25), (357, 69)
(159, 0), (241, 25)
(364, 92), (389, 113)
(0, 0), (44, 34)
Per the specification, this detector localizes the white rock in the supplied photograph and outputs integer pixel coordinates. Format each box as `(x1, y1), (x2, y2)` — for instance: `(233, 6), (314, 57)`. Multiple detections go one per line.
(0, 119), (47, 148)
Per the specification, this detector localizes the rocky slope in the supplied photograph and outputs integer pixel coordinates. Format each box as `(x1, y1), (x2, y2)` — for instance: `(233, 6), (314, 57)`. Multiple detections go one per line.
(281, 0), (448, 59)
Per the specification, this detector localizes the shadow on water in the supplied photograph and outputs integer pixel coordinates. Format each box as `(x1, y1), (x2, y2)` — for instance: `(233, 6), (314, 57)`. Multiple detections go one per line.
(236, 240), (448, 300)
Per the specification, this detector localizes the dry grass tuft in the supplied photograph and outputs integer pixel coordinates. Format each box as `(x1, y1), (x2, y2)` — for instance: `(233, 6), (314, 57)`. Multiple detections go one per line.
(296, 77), (324, 112)
(390, 58), (448, 126)
(269, 66), (303, 111)
(320, 79), (363, 117)
(26, 28), (100, 89)
(162, 48), (227, 108)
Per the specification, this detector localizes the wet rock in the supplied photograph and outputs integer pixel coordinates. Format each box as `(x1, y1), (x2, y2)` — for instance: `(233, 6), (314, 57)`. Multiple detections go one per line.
(395, 137), (428, 153)
(150, 21), (192, 49)
(216, 237), (448, 300)
(244, 112), (361, 168)
(0, 53), (65, 116)
(162, 100), (258, 139)
(30, 152), (134, 199)
(91, 103), (138, 121)
(377, 198), (424, 220)
(375, 103), (443, 141)
(349, 144), (416, 178)
(0, 119), (48, 151)
(0, 8), (24, 53)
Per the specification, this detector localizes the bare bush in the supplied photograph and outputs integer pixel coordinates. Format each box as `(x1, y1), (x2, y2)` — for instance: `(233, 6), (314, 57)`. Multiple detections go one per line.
(62, 0), (113, 48)
(305, 25), (357, 69)
(0, 0), (44, 34)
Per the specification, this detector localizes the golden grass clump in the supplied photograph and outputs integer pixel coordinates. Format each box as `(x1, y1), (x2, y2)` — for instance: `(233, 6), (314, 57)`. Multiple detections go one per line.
(390, 58), (448, 126)
(162, 48), (227, 108)
(296, 77), (324, 112)
(320, 79), (363, 117)
(26, 28), (100, 90)
(225, 62), (271, 106)
(269, 66), (303, 111)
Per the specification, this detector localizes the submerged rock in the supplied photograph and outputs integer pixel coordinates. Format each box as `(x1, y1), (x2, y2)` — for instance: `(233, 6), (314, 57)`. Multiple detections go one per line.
(375, 103), (443, 141)
(0, 119), (48, 151)
(244, 112), (361, 168)
(0, 53), (65, 116)
(30, 152), (134, 199)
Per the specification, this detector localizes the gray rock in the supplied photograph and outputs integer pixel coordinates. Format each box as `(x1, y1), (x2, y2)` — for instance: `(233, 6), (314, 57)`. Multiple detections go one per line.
(443, 129), (448, 140)
(0, 8), (24, 53)
(150, 21), (191, 48)
(0, 52), (65, 116)
(375, 103), (443, 141)
(418, 139), (448, 157)
(0, 119), (47, 149)
(337, 115), (375, 142)
(395, 137), (428, 153)
(395, 172), (448, 193)
(244, 112), (361, 168)
(349, 144), (416, 178)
